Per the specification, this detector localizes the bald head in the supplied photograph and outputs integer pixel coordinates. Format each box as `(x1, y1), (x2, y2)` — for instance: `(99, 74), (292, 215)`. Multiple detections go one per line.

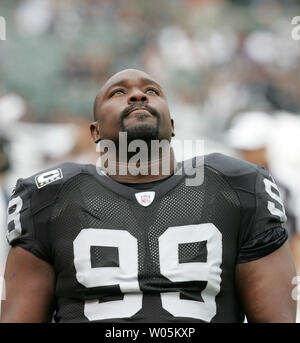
(105, 69), (158, 88)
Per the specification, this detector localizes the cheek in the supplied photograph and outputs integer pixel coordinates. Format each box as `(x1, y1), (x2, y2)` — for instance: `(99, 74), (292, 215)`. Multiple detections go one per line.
(100, 102), (123, 124)
(156, 104), (171, 127)
(97, 106), (123, 139)
(159, 118), (173, 135)
(157, 116), (173, 140)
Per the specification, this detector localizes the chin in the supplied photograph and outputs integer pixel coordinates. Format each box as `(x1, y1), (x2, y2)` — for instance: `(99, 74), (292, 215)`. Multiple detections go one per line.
(124, 123), (160, 143)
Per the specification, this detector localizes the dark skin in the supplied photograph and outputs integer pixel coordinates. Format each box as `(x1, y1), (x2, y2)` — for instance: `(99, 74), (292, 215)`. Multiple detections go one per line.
(0, 69), (297, 322)
(1, 246), (55, 322)
(90, 69), (176, 183)
(239, 147), (269, 170)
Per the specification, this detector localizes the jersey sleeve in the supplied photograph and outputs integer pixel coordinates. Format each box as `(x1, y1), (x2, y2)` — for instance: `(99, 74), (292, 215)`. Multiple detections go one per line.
(6, 163), (85, 263)
(6, 177), (52, 263)
(237, 165), (288, 263)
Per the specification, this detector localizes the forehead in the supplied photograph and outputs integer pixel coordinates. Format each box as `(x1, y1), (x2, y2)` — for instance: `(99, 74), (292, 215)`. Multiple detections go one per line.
(103, 69), (161, 91)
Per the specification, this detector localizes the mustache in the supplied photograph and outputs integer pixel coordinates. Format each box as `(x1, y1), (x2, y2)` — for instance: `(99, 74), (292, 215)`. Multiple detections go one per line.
(120, 102), (160, 121)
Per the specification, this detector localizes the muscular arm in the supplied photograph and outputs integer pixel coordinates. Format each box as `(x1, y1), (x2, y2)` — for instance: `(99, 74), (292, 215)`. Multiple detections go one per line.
(236, 241), (297, 323)
(290, 233), (300, 275)
(0, 246), (55, 323)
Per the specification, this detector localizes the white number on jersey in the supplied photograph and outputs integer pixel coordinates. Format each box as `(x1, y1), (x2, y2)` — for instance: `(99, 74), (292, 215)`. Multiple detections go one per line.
(263, 178), (286, 222)
(73, 224), (223, 321)
(6, 196), (23, 243)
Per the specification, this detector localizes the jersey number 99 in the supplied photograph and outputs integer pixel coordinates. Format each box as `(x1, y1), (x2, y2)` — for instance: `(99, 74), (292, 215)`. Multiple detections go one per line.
(73, 224), (222, 322)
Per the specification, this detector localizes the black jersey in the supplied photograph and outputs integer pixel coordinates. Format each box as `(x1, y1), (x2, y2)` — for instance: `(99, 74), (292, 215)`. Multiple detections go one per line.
(6, 153), (288, 323)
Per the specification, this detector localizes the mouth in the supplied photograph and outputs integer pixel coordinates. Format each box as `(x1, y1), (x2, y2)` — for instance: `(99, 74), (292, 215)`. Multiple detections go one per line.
(120, 104), (159, 125)
(125, 108), (156, 122)
(127, 108), (153, 117)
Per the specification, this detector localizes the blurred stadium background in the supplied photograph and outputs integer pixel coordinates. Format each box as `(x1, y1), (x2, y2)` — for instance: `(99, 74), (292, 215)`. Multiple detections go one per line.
(1, 0), (300, 321)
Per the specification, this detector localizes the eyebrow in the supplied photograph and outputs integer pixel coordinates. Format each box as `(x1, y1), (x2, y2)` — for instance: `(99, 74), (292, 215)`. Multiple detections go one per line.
(140, 78), (162, 90)
(105, 77), (163, 92)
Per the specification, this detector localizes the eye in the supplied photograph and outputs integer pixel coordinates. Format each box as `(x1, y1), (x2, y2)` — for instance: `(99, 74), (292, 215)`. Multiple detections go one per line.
(145, 88), (159, 95)
(109, 89), (125, 97)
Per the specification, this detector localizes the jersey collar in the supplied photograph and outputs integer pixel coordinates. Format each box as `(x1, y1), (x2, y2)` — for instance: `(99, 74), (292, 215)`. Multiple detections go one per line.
(91, 162), (186, 206)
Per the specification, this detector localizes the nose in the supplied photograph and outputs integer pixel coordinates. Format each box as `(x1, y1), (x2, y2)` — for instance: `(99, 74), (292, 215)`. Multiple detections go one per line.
(128, 88), (148, 104)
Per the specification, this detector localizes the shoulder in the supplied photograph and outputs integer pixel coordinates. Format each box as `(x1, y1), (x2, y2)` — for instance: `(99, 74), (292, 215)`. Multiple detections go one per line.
(204, 153), (267, 177)
(15, 162), (92, 190)
(10, 162), (94, 212)
(203, 153), (271, 194)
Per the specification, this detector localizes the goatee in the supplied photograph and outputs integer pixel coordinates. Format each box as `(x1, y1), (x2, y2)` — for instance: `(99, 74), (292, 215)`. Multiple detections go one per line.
(120, 102), (161, 144)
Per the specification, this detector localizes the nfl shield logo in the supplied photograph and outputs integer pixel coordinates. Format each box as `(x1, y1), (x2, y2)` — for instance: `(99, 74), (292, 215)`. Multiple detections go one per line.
(135, 191), (155, 207)
(141, 194), (150, 205)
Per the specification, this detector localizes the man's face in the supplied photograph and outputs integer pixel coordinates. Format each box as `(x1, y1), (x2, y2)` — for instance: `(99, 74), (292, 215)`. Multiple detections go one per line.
(91, 69), (174, 144)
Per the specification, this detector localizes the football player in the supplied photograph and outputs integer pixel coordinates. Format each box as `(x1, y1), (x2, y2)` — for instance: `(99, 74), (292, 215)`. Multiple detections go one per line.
(0, 69), (297, 322)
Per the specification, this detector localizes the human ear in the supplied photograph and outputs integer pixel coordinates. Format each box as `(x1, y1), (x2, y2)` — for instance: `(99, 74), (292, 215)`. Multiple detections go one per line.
(90, 121), (101, 143)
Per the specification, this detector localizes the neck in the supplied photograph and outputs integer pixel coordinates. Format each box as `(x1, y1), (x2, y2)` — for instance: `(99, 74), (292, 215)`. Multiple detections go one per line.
(98, 146), (177, 183)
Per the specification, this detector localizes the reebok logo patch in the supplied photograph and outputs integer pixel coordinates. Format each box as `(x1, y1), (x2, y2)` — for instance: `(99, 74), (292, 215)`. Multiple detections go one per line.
(35, 168), (63, 189)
